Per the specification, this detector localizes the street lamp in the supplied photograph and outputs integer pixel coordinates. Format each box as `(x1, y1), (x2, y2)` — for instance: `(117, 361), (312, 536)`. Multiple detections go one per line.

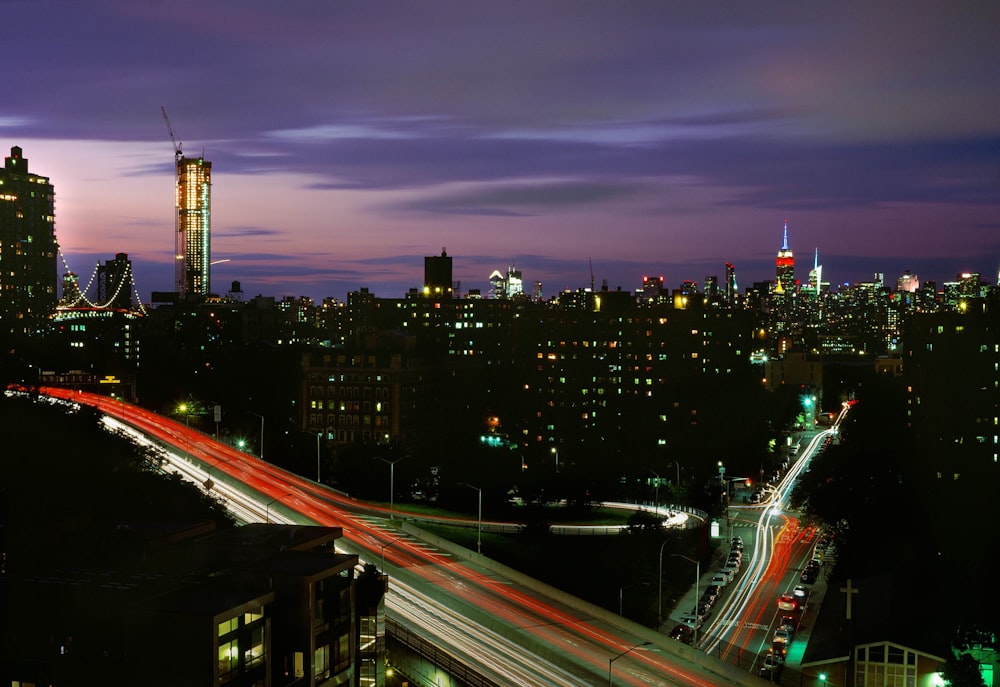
(657, 550), (700, 638)
(380, 534), (406, 574)
(265, 492), (293, 523)
(376, 457), (405, 520)
(461, 483), (483, 554)
(203, 456), (229, 491)
(618, 582), (648, 616)
(315, 431), (321, 483)
(608, 641), (650, 686)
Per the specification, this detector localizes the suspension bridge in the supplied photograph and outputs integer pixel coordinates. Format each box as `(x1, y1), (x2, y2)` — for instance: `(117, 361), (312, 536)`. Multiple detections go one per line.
(55, 250), (148, 317)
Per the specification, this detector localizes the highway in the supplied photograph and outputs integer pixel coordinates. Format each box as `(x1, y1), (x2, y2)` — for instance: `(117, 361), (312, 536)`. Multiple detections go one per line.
(31, 386), (769, 686)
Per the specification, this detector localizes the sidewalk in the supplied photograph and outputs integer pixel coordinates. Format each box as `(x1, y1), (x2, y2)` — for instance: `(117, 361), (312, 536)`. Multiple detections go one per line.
(663, 564), (720, 631)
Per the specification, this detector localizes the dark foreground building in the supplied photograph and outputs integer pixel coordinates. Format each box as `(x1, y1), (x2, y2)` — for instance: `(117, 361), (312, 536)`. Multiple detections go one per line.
(1, 521), (378, 687)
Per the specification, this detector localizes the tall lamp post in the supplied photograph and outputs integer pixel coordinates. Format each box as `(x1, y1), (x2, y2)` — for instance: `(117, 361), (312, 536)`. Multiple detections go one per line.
(461, 483), (483, 554)
(608, 641), (650, 686)
(380, 534), (406, 575)
(315, 431), (321, 483)
(251, 412), (265, 460)
(376, 457), (405, 520)
(658, 549), (700, 638)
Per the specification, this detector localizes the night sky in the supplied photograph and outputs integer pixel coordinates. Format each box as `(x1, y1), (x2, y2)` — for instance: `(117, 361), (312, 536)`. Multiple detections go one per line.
(4, 1), (998, 302)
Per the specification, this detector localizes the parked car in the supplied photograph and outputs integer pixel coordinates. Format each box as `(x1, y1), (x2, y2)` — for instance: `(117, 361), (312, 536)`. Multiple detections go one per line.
(703, 584), (721, 600)
(792, 584), (809, 601)
(773, 627), (793, 645)
(731, 536), (744, 550)
(728, 549), (742, 563)
(800, 567), (818, 584)
(679, 609), (704, 628)
(711, 573), (729, 587)
(779, 615), (797, 633)
(669, 624), (694, 645)
(777, 594), (799, 611)
(758, 651), (783, 681)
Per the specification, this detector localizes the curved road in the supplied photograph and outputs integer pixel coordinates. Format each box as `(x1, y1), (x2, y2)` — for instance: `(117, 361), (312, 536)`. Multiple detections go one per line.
(29, 386), (770, 687)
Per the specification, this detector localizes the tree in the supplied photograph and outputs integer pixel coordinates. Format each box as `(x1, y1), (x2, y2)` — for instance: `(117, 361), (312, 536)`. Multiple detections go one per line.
(941, 653), (986, 687)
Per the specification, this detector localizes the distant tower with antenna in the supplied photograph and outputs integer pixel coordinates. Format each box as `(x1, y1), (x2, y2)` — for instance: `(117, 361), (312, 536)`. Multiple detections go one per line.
(775, 220), (795, 292)
(162, 106), (212, 298)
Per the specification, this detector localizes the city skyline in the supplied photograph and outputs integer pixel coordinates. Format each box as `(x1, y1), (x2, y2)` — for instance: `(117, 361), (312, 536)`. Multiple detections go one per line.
(3, 2), (998, 302)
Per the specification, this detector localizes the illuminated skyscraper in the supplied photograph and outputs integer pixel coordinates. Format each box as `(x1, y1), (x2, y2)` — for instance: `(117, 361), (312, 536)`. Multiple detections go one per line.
(775, 220), (794, 292)
(174, 154), (212, 297)
(725, 262), (737, 306)
(807, 248), (823, 296)
(0, 146), (58, 338)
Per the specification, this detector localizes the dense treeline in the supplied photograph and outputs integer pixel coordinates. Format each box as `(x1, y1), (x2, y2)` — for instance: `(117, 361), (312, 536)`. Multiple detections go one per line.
(0, 392), (234, 573)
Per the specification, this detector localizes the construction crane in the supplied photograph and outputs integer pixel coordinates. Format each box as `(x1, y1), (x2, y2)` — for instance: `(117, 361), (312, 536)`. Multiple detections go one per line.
(160, 105), (183, 162)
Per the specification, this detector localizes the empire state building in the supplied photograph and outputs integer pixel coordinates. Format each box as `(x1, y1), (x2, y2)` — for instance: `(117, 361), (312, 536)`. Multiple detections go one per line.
(776, 220), (794, 292)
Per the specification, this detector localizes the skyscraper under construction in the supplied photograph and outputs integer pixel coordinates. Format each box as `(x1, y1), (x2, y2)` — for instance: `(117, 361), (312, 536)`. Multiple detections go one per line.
(174, 154), (212, 297)
(163, 106), (212, 298)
